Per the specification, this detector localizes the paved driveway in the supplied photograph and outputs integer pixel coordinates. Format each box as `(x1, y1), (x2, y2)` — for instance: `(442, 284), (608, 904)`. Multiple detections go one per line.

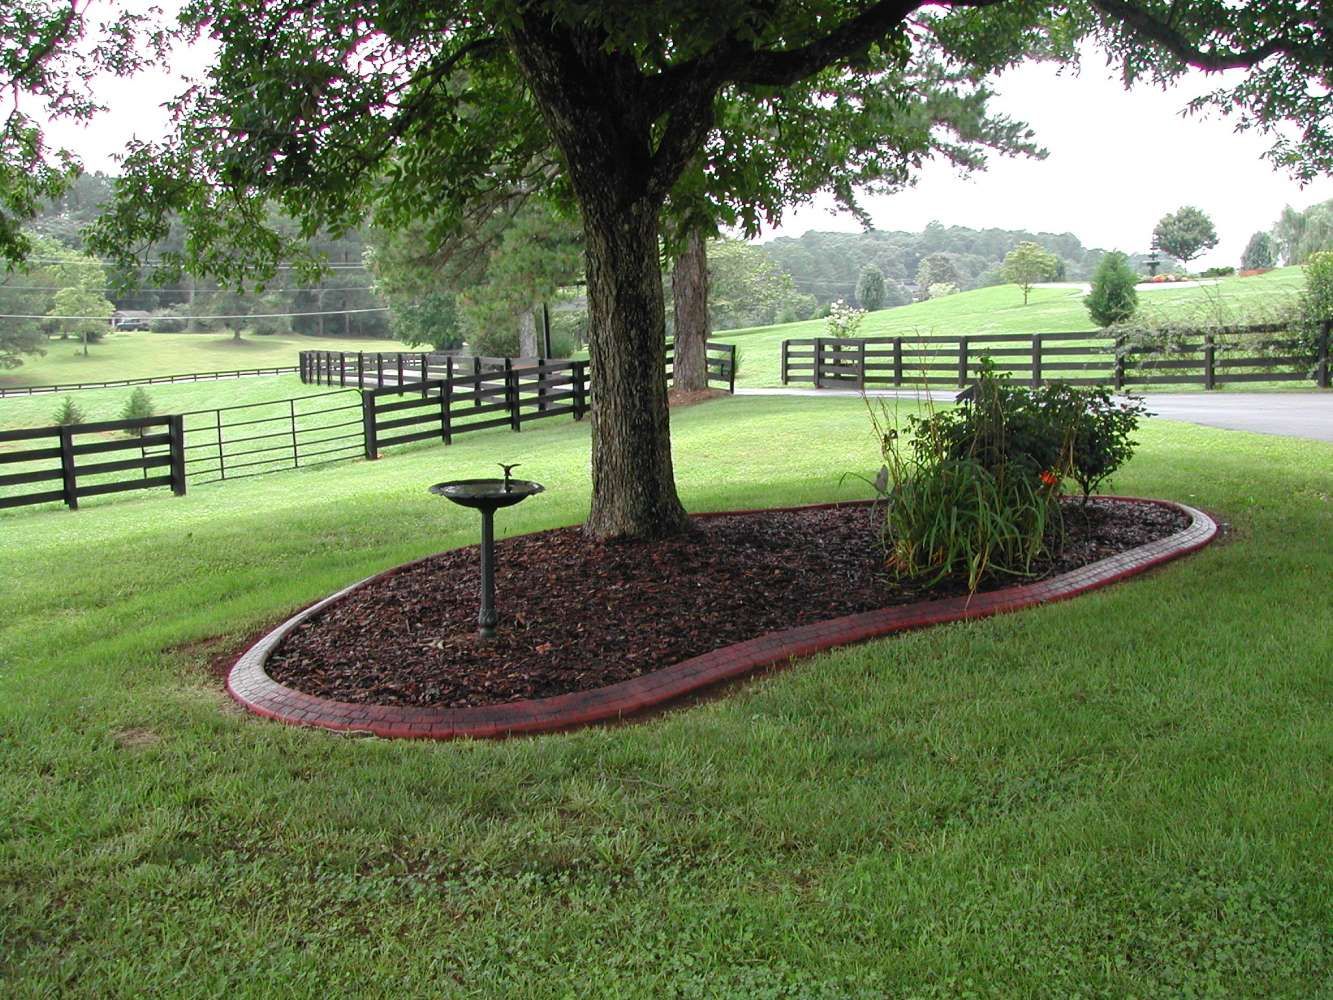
(1136, 393), (1332, 443)
(737, 388), (1333, 443)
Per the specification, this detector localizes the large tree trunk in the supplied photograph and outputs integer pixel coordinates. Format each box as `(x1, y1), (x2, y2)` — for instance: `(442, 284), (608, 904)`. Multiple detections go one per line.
(518, 307), (538, 357)
(582, 197), (688, 540)
(671, 228), (710, 392)
(509, 14), (706, 540)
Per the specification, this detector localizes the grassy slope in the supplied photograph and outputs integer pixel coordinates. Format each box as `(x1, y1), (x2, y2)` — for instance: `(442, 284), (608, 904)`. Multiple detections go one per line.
(0, 374), (326, 431)
(0, 331), (413, 389)
(718, 267), (1307, 387)
(1, 396), (1330, 996)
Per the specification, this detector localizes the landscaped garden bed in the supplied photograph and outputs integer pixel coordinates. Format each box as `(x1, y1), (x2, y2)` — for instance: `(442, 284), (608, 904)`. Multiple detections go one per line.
(242, 496), (1201, 724)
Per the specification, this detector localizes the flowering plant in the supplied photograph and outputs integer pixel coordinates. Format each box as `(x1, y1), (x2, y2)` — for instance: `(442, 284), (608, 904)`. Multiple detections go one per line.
(825, 299), (866, 339)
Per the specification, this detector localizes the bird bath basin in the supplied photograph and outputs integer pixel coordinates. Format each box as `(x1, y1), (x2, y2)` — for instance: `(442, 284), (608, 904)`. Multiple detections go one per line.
(429, 465), (544, 639)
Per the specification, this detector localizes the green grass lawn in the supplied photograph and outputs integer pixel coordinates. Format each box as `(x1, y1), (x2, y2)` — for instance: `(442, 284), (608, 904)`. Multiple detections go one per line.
(0, 331), (413, 389)
(717, 267), (1308, 388)
(1, 396), (1330, 996)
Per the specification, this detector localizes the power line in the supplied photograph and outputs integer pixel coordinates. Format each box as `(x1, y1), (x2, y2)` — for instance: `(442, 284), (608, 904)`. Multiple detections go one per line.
(17, 257), (369, 270)
(0, 307), (389, 321)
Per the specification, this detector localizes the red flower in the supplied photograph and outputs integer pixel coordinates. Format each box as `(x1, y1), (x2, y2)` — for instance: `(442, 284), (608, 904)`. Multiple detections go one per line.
(1040, 469), (1060, 488)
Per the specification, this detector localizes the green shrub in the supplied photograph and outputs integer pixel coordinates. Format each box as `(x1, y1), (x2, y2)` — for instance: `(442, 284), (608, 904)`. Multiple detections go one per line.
(1085, 251), (1139, 327)
(118, 387), (156, 436)
(1041, 384), (1148, 502)
(871, 362), (1067, 592)
(869, 363), (1148, 590)
(1200, 266), (1236, 278)
(1299, 250), (1333, 364)
(149, 315), (186, 333)
(52, 397), (85, 426)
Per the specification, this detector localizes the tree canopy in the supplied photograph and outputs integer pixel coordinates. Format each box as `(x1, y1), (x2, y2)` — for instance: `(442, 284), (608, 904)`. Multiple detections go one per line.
(856, 265), (887, 312)
(8, 0), (1333, 537)
(1000, 241), (1059, 304)
(1151, 206), (1219, 266)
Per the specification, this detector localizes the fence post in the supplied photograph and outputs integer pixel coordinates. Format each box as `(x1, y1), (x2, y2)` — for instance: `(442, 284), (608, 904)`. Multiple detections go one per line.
(573, 361), (588, 419)
(441, 376), (453, 445)
(957, 337), (969, 387)
(339, 353), (347, 387)
(1204, 334), (1216, 390)
(288, 398), (300, 468)
(58, 426), (78, 510)
(1031, 335), (1042, 388)
(421, 352), (429, 395)
(728, 344), (736, 394)
(362, 391), (379, 460)
(506, 358), (521, 431)
(215, 410), (226, 481)
(376, 352), (384, 389)
(781, 341), (789, 385)
(168, 415), (187, 496)
(893, 337), (903, 386)
(474, 356), (483, 408)
(1114, 335), (1126, 391)
(1317, 320), (1330, 389)
(857, 339), (867, 389)
(357, 352), (364, 390)
(397, 353), (404, 389)
(537, 357), (548, 412)
(814, 337), (824, 389)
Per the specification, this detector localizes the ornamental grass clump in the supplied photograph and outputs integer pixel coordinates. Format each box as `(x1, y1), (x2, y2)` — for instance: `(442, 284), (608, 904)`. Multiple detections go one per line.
(868, 362), (1146, 592)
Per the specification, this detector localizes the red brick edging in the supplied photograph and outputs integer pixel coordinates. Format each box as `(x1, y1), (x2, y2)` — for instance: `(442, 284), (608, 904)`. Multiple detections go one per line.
(226, 497), (1217, 740)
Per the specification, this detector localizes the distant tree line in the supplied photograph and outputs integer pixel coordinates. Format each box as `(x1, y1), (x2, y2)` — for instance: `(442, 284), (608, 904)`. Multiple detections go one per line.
(759, 222), (1166, 309)
(13, 173), (390, 340)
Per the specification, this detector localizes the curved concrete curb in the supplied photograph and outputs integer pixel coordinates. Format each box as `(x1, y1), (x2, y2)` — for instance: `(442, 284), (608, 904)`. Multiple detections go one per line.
(227, 498), (1217, 740)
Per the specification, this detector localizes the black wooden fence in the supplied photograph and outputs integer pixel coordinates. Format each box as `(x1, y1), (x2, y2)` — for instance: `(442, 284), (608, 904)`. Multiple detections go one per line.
(0, 415), (185, 511)
(0, 365), (299, 398)
(781, 322), (1332, 391)
(360, 358), (590, 458)
(301, 341), (737, 394)
(665, 340), (737, 393)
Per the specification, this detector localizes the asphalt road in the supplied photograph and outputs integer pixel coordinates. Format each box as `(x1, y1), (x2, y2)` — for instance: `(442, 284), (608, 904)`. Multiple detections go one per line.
(737, 388), (1333, 443)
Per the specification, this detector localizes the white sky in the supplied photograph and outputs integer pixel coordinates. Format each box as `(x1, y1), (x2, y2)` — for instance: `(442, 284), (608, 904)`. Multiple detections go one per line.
(763, 58), (1333, 267)
(38, 24), (1333, 271)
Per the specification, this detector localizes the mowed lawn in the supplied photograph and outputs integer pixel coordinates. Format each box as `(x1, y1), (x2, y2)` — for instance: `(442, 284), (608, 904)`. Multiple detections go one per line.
(714, 266), (1308, 387)
(0, 331), (414, 389)
(1, 396), (1330, 996)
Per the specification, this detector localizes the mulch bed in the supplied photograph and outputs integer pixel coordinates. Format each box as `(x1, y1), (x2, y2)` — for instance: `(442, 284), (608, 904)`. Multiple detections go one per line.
(266, 498), (1187, 709)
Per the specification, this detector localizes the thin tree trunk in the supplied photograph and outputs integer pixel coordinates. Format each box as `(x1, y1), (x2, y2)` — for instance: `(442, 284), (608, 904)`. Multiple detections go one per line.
(582, 198), (688, 540)
(671, 228), (710, 392)
(518, 307), (538, 358)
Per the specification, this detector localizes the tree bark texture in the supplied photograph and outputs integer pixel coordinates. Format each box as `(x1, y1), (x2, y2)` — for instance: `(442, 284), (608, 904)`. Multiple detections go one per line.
(581, 198), (688, 540)
(518, 307), (538, 357)
(671, 229), (710, 392)
(509, 16), (693, 540)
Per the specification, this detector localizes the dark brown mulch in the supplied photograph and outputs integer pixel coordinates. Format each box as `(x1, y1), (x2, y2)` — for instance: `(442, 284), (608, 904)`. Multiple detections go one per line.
(266, 498), (1188, 709)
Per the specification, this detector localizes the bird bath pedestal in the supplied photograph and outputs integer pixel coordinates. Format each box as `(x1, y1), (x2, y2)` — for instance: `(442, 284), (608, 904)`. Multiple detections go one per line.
(429, 466), (544, 639)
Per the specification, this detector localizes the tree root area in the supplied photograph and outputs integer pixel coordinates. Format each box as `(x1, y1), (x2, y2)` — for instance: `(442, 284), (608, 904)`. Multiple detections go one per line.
(266, 498), (1187, 709)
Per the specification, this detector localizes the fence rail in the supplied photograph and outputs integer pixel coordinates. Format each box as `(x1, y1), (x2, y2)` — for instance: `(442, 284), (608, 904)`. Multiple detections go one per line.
(664, 340), (737, 393)
(0, 365), (299, 399)
(780, 322), (1332, 391)
(301, 342), (737, 395)
(360, 358), (590, 458)
(0, 415), (185, 511)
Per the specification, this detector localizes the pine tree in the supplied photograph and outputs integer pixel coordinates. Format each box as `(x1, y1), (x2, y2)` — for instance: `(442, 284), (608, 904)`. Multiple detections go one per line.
(1084, 253), (1139, 328)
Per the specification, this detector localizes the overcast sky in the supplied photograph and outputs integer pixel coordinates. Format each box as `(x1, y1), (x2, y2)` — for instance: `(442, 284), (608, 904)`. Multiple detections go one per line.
(763, 58), (1333, 267)
(40, 27), (1333, 271)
